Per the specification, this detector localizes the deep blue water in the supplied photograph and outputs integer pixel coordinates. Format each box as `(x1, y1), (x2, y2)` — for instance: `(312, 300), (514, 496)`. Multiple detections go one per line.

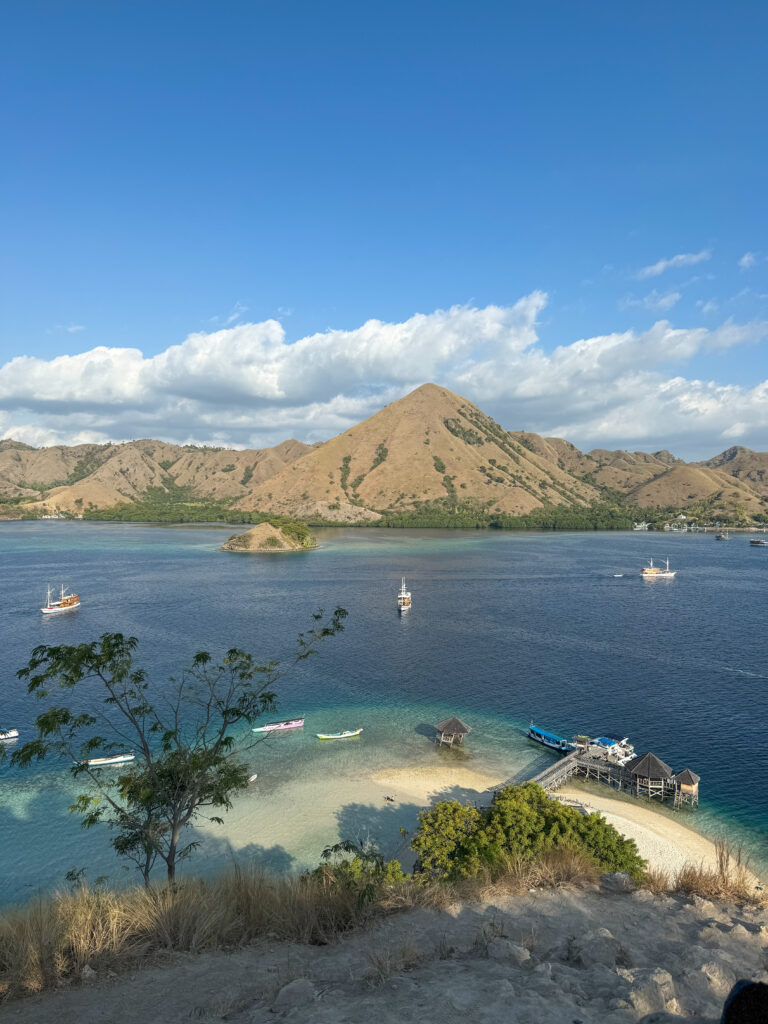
(1, 521), (767, 902)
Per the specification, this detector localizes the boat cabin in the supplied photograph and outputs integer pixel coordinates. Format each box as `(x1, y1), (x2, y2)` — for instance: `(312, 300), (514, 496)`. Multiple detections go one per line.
(435, 717), (471, 747)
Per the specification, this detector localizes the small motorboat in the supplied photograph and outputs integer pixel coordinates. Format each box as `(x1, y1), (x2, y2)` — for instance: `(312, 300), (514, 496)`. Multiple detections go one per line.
(715, 531), (729, 541)
(78, 752), (135, 768)
(527, 723), (574, 753)
(316, 729), (363, 740)
(750, 539), (768, 547)
(612, 574), (624, 578)
(0, 728), (19, 741)
(252, 718), (304, 733)
(248, 773), (258, 783)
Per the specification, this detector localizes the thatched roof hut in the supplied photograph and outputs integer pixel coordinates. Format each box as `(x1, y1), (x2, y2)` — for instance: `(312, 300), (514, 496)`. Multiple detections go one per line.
(435, 717), (471, 746)
(625, 752), (673, 779)
(674, 769), (700, 786)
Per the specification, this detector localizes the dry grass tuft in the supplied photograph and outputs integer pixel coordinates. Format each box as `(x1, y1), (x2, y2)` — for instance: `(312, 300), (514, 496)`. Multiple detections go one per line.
(641, 839), (765, 906)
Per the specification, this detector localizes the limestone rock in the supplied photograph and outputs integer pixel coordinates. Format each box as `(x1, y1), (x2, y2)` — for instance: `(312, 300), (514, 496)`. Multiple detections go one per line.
(272, 978), (317, 1012)
(575, 928), (623, 968)
(485, 938), (530, 966)
(600, 872), (636, 894)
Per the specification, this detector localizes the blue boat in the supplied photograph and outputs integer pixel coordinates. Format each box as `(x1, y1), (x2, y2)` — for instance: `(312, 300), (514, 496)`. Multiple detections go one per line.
(527, 723), (574, 753)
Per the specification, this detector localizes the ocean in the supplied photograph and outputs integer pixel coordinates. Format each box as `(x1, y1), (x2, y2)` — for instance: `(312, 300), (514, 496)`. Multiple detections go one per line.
(1, 521), (766, 904)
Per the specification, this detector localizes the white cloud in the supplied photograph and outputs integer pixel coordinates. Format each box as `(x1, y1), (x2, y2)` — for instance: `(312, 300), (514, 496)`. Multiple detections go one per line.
(697, 299), (718, 315)
(636, 249), (711, 279)
(739, 252), (757, 270)
(1, 295), (768, 458)
(620, 289), (681, 312)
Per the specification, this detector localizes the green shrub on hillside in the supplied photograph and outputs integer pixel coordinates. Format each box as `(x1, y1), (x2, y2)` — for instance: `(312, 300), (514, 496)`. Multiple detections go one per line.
(411, 783), (645, 882)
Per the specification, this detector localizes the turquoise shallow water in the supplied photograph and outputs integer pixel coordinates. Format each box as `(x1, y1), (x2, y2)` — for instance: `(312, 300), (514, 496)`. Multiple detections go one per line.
(1, 522), (767, 902)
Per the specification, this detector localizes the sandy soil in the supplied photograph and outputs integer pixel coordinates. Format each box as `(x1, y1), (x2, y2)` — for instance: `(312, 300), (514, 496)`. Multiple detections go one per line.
(6, 886), (768, 1023)
(371, 765), (507, 804)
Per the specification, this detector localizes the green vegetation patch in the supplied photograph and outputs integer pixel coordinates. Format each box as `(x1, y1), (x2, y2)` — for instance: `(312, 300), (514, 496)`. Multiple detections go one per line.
(411, 782), (645, 882)
(443, 417), (485, 445)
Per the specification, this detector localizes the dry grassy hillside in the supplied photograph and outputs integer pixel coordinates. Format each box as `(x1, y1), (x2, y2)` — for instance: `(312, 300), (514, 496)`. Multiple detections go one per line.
(235, 384), (600, 521)
(701, 446), (768, 497)
(625, 463), (764, 515)
(0, 438), (312, 514)
(3, 384), (768, 522)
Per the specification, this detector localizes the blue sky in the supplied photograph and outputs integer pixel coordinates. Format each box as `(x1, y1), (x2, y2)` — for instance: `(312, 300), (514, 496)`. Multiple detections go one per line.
(1, 0), (766, 456)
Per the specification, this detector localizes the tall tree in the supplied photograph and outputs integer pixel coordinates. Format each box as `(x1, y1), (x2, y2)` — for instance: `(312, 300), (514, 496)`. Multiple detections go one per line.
(11, 607), (347, 884)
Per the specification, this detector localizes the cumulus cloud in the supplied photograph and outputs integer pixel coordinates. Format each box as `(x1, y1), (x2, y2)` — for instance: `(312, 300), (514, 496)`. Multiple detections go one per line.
(636, 249), (711, 279)
(2, 294), (768, 458)
(739, 252), (757, 270)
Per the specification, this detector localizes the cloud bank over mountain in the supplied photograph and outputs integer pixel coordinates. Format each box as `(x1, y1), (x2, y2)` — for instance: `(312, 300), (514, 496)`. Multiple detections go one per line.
(2, 294), (767, 458)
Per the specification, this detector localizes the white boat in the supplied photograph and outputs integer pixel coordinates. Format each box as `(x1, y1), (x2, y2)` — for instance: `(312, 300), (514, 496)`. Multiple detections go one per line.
(397, 577), (412, 612)
(252, 718), (304, 733)
(0, 728), (19, 741)
(79, 752), (135, 767)
(641, 557), (676, 579)
(316, 729), (363, 740)
(588, 734), (636, 765)
(41, 584), (80, 614)
(248, 773), (258, 782)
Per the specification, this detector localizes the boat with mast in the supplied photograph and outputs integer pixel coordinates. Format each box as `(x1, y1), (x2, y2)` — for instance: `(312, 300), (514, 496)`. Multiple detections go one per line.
(397, 577), (412, 612)
(41, 584), (80, 614)
(641, 557), (676, 579)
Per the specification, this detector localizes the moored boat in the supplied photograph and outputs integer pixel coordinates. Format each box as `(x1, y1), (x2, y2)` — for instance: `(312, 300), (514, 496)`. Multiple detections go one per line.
(78, 752), (135, 767)
(641, 557), (676, 579)
(0, 728), (19, 741)
(715, 531), (729, 541)
(397, 577), (412, 612)
(527, 723), (574, 753)
(41, 584), (80, 614)
(316, 728), (363, 740)
(750, 539), (768, 547)
(252, 718), (305, 733)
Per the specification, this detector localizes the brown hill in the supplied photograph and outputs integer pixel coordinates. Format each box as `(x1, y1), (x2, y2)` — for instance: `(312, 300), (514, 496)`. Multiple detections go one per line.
(3, 385), (768, 522)
(235, 383), (600, 521)
(0, 438), (312, 514)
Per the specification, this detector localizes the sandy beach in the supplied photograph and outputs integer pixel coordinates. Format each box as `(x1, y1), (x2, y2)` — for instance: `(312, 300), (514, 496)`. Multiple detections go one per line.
(555, 783), (722, 874)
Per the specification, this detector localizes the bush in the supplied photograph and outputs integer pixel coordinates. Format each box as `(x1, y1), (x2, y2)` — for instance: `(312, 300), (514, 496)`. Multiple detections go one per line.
(411, 783), (645, 882)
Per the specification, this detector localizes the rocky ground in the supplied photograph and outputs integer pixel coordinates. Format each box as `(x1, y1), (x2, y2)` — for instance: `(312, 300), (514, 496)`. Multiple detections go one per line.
(5, 876), (768, 1024)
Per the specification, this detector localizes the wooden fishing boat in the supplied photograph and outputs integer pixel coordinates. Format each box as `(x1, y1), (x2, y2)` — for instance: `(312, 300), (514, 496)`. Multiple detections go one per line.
(316, 729), (363, 740)
(41, 584), (80, 614)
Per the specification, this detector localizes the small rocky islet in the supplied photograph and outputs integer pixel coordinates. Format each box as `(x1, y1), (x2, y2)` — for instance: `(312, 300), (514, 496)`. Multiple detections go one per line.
(220, 520), (316, 553)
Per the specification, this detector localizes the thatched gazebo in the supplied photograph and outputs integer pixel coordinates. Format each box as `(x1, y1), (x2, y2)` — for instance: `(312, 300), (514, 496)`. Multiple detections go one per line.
(625, 752), (673, 800)
(435, 717), (471, 747)
(673, 768), (700, 808)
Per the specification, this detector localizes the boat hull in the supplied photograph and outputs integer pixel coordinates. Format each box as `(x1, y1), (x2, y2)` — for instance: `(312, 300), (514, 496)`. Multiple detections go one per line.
(527, 726), (573, 753)
(41, 601), (80, 614)
(79, 754), (135, 767)
(316, 729), (363, 740)
(252, 719), (304, 733)
(0, 729), (19, 741)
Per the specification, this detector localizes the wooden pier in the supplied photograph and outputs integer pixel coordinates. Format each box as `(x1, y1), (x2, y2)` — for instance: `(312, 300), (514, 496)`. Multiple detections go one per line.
(492, 748), (700, 809)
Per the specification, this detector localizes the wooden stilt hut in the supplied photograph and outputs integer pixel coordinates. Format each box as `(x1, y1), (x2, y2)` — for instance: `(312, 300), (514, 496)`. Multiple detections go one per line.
(625, 752), (674, 801)
(435, 717), (471, 747)
(673, 769), (700, 808)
